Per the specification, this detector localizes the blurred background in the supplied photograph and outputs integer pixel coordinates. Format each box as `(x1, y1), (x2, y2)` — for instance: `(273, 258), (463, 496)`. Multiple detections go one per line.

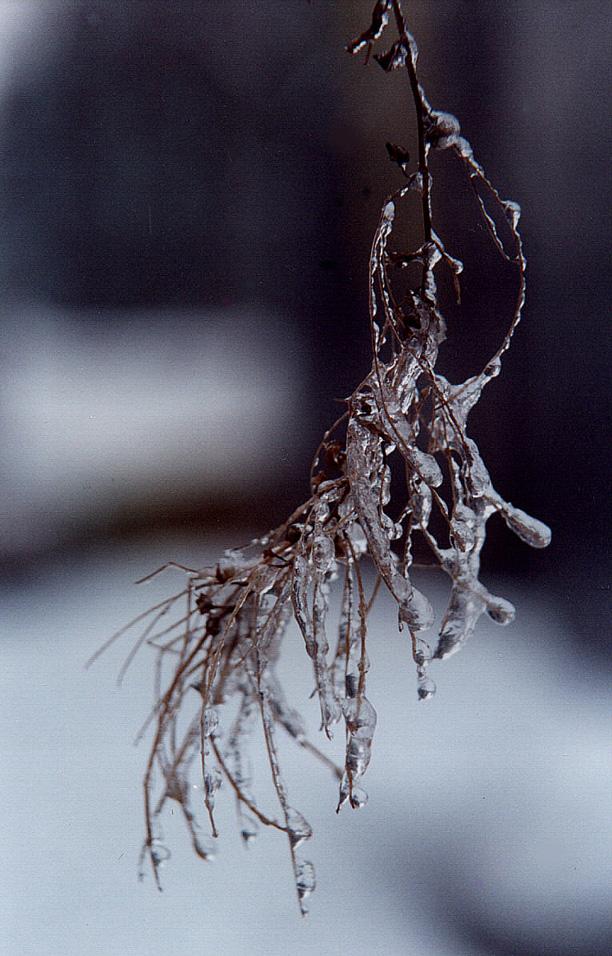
(1, 2), (610, 954)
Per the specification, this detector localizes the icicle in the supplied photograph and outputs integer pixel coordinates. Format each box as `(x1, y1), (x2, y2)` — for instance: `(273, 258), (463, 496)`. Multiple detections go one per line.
(338, 671), (377, 812)
(292, 555), (340, 735)
(312, 533), (335, 574)
(332, 563), (356, 699)
(346, 419), (434, 633)
(202, 707), (222, 837)
(435, 586), (483, 659)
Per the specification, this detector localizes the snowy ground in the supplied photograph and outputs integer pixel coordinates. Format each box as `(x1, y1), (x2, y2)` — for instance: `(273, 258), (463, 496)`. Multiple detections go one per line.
(2, 536), (610, 956)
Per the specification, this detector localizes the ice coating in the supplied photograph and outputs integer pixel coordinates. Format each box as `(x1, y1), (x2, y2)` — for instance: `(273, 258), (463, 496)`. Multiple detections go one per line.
(286, 807), (313, 849)
(346, 0), (391, 56)
(501, 504), (552, 549)
(225, 689), (261, 844)
(312, 532), (335, 573)
(292, 554), (341, 735)
(201, 706), (221, 837)
(295, 859), (316, 914)
(101, 0), (551, 916)
(337, 677), (378, 812)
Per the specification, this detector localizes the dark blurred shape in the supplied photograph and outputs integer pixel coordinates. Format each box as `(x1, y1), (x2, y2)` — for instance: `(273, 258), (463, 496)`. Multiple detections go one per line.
(1, 2), (339, 312)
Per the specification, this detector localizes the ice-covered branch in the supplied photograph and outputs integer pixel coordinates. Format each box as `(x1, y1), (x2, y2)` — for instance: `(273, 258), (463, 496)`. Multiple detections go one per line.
(98, 0), (550, 915)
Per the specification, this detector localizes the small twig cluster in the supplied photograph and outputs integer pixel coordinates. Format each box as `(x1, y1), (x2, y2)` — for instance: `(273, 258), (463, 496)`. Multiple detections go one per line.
(92, 0), (550, 914)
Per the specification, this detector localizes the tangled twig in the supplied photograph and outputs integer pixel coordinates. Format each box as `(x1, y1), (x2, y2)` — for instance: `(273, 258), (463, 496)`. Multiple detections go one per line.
(92, 0), (550, 915)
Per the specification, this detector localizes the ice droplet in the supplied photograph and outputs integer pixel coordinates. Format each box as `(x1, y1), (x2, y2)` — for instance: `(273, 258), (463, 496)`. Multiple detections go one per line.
(436, 588), (474, 658)
(338, 686), (377, 811)
(240, 817), (259, 847)
(346, 518), (368, 557)
(414, 637), (432, 667)
(415, 637), (436, 699)
(412, 448), (443, 487)
(194, 833), (216, 861)
(296, 860), (316, 904)
(203, 708), (219, 738)
(486, 595), (516, 625)
(383, 200), (395, 222)
(417, 675), (436, 700)
(204, 767), (222, 803)
(502, 505), (552, 549)
(286, 807), (313, 848)
(342, 694), (377, 739)
(428, 110), (461, 138)
(151, 840), (171, 868)
(350, 787), (368, 809)
(503, 199), (521, 230)
(411, 482), (432, 526)
(399, 586), (435, 631)
(450, 503), (477, 552)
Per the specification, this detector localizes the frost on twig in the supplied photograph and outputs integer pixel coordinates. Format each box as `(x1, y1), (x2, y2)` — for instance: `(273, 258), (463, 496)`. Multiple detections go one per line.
(93, 0), (550, 915)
